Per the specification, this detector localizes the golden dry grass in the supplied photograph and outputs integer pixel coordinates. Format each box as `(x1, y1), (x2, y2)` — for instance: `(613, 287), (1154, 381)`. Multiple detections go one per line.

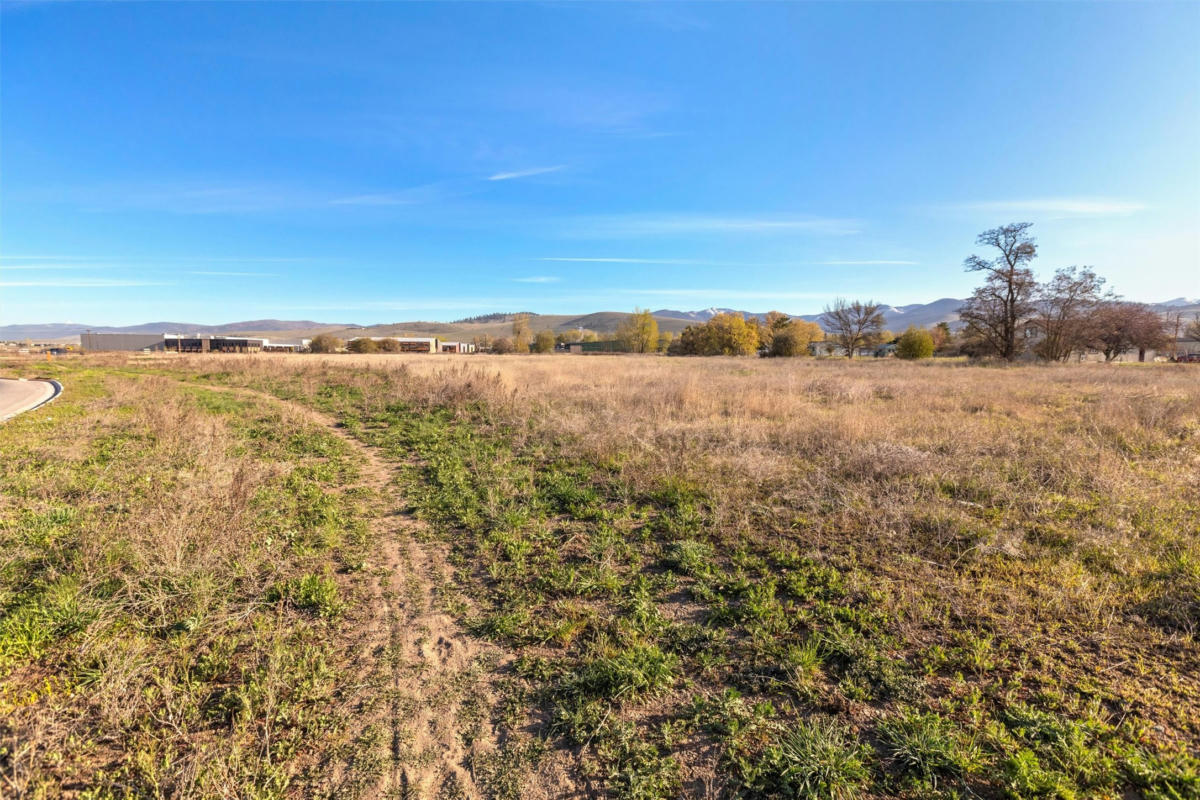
(3, 352), (1198, 798)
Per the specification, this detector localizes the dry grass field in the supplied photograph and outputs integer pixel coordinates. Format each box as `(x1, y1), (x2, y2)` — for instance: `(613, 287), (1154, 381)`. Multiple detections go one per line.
(2, 353), (1198, 799)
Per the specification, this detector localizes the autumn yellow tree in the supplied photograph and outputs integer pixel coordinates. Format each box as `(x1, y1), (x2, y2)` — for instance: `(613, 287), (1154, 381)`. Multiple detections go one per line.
(532, 329), (556, 353)
(616, 308), (659, 353)
(673, 313), (759, 355)
(895, 326), (935, 359)
(768, 319), (823, 357)
(511, 313), (532, 354)
(308, 333), (342, 353)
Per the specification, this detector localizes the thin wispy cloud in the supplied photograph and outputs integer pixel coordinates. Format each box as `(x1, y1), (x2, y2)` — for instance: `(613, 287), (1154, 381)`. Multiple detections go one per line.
(329, 194), (417, 206)
(42, 178), (458, 215)
(822, 260), (918, 266)
(329, 182), (452, 206)
(954, 197), (1145, 218)
(487, 165), (565, 181)
(0, 254), (99, 261)
(1, 263), (110, 271)
(1, 279), (172, 288)
(0, 254), (310, 263)
(25, 180), (322, 215)
(564, 214), (861, 238)
(539, 257), (697, 264)
(189, 271), (280, 277)
(538, 256), (818, 269)
(503, 83), (671, 136)
(513, 276), (561, 283)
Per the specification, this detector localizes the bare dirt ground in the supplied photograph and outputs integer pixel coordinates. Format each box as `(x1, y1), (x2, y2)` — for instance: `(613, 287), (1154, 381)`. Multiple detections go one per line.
(208, 384), (499, 800)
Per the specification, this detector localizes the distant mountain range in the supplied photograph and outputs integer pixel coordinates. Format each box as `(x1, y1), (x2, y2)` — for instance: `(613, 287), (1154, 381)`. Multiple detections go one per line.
(3, 298), (1196, 342)
(655, 298), (968, 331)
(656, 297), (1198, 333)
(0, 319), (353, 341)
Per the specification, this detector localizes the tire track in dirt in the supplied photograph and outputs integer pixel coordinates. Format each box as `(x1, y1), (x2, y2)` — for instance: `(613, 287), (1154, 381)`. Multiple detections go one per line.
(197, 384), (497, 799)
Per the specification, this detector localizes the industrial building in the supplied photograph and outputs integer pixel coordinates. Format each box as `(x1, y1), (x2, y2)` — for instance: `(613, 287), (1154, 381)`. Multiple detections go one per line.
(568, 340), (627, 354)
(80, 331), (479, 355)
(349, 337), (476, 353)
(81, 332), (310, 353)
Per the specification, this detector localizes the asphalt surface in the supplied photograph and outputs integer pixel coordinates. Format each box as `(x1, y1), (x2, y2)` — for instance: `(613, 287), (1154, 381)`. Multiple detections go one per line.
(0, 378), (60, 421)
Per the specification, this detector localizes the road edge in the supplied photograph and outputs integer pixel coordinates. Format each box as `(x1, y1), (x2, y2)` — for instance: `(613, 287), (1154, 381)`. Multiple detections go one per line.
(0, 378), (63, 422)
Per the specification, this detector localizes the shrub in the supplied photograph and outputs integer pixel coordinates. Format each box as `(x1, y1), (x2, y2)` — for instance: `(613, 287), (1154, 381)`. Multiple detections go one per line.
(376, 337), (404, 353)
(769, 320), (824, 357)
(533, 329), (556, 353)
(347, 337), (379, 354)
(308, 333), (342, 353)
(896, 327), (935, 359)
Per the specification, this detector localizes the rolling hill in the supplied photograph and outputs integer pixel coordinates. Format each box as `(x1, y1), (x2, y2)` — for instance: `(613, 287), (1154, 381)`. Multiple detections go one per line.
(4, 298), (1195, 343)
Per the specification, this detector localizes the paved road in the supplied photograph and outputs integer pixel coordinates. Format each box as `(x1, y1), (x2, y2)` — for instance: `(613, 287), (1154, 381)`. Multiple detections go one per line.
(0, 378), (60, 421)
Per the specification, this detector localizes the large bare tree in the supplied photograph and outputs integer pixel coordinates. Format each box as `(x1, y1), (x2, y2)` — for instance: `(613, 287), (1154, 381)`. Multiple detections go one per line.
(959, 223), (1039, 361)
(820, 299), (886, 358)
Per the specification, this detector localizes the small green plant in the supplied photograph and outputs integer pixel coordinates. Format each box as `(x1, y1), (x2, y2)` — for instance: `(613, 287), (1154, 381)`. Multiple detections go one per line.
(269, 572), (342, 617)
(741, 717), (870, 800)
(662, 539), (714, 576)
(879, 708), (979, 787)
(569, 643), (678, 701)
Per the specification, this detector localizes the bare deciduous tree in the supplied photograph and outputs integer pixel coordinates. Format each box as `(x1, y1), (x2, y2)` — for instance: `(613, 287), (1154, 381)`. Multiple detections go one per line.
(1033, 266), (1109, 361)
(820, 299), (885, 358)
(959, 223), (1039, 361)
(1090, 302), (1168, 361)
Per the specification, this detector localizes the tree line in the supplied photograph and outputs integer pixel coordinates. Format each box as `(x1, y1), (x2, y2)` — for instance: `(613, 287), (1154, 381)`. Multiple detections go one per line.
(669, 222), (1196, 361)
(309, 231), (1197, 360)
(958, 222), (1190, 361)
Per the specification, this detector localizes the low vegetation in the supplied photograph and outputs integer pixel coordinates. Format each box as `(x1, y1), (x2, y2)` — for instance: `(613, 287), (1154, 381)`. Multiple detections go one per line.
(0, 362), (380, 796)
(3, 353), (1198, 798)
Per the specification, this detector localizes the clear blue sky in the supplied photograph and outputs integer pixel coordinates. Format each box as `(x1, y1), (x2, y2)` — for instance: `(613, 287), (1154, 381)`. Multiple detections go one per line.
(2, 1), (1197, 325)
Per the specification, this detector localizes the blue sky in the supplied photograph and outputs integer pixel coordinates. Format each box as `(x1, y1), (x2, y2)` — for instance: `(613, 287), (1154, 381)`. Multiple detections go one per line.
(2, 1), (1197, 325)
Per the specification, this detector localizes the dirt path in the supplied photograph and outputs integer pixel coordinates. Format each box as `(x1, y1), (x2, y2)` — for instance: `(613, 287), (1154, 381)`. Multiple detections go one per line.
(201, 384), (496, 799)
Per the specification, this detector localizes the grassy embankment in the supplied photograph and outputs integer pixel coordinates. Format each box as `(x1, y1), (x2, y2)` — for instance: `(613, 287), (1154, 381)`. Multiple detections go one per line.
(3, 353), (1199, 799)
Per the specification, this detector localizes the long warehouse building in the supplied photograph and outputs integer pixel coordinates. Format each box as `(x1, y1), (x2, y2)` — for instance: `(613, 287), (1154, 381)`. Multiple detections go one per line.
(82, 332), (310, 352)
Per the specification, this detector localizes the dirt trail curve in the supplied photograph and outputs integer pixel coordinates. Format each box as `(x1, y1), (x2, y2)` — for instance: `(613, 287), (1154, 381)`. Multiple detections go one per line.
(202, 383), (496, 799)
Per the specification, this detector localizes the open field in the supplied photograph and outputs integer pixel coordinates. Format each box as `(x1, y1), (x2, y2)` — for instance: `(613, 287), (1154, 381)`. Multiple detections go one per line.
(2, 353), (1198, 799)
